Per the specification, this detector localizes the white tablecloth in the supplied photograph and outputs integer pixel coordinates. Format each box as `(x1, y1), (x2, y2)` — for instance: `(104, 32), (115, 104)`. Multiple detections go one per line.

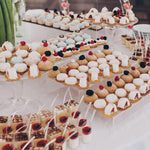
(1, 22), (149, 150)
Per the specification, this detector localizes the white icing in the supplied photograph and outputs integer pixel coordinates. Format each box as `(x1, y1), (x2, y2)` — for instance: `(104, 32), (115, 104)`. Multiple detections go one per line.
(133, 78), (144, 87)
(120, 17), (129, 24)
(30, 42), (41, 51)
(76, 72), (87, 79)
(115, 88), (127, 97)
(94, 99), (106, 109)
(78, 65), (88, 73)
(14, 63), (27, 73)
(99, 63), (109, 70)
(29, 51), (41, 58)
(140, 74), (150, 82)
(124, 83), (136, 92)
(88, 61), (98, 68)
(128, 90), (141, 100)
(0, 51), (12, 58)
(29, 64), (39, 77)
(56, 73), (68, 81)
(82, 130), (92, 144)
(103, 65), (110, 76)
(109, 59), (120, 65)
(106, 16), (115, 24)
(0, 63), (10, 72)
(104, 103), (117, 115)
(88, 67), (100, 74)
(69, 69), (79, 77)
(69, 136), (79, 149)
(106, 94), (118, 103)
(118, 98), (130, 109)
(112, 51), (122, 57)
(2, 41), (14, 52)
(16, 50), (28, 58)
(6, 67), (18, 79)
(65, 77), (77, 85)
(139, 83), (149, 94)
(79, 76), (87, 88)
(97, 58), (107, 64)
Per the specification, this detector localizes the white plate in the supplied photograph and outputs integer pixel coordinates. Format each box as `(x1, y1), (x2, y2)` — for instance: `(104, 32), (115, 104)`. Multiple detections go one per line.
(133, 24), (150, 33)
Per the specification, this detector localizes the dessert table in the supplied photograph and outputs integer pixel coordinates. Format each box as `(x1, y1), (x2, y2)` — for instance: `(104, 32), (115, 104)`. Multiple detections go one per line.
(1, 22), (150, 150)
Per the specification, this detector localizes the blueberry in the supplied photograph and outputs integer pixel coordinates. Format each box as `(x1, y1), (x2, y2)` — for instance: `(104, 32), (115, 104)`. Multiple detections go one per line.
(104, 45), (109, 49)
(124, 70), (129, 75)
(140, 62), (146, 68)
(107, 81), (112, 87)
(79, 55), (85, 60)
(86, 90), (94, 96)
(53, 66), (58, 71)
(103, 36), (107, 40)
(45, 51), (51, 56)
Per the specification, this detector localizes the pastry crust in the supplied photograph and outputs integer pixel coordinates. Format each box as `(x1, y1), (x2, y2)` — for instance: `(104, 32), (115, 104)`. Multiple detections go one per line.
(129, 97), (142, 103)
(102, 72), (113, 78)
(5, 74), (20, 81)
(28, 70), (42, 79)
(84, 94), (98, 103)
(93, 105), (105, 111)
(111, 67), (122, 74)
(77, 82), (90, 90)
(102, 111), (118, 118)
(121, 63), (131, 68)
(117, 103), (132, 111)
(89, 76), (101, 84)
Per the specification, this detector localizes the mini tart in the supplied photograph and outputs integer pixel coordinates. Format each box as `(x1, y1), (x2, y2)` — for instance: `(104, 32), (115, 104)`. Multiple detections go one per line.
(94, 50), (105, 58)
(133, 78), (144, 88)
(120, 71), (133, 83)
(102, 45), (112, 55)
(78, 65), (88, 73)
(104, 82), (117, 93)
(56, 73), (68, 83)
(84, 90), (98, 103)
(5, 73), (20, 81)
(86, 51), (97, 62)
(102, 71), (113, 78)
(77, 82), (90, 90)
(130, 67), (140, 78)
(124, 83), (136, 93)
(95, 86), (109, 98)
(102, 103), (118, 118)
(14, 63), (28, 75)
(67, 60), (79, 69)
(105, 94), (118, 103)
(18, 41), (29, 50)
(140, 74), (150, 82)
(89, 75), (101, 84)
(139, 83), (149, 96)
(64, 77), (77, 86)
(128, 90), (142, 103)
(138, 62), (149, 74)
(47, 66), (60, 78)
(115, 88), (127, 98)
(88, 61), (98, 68)
(68, 69), (79, 77)
(76, 55), (88, 65)
(79, 43), (90, 51)
(117, 98), (132, 111)
(113, 76), (125, 88)
(93, 99), (106, 111)
(28, 70), (42, 79)
(59, 65), (68, 73)
(38, 59), (53, 71)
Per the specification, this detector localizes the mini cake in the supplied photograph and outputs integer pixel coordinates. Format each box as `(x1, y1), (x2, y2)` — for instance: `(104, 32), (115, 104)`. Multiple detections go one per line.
(18, 41), (29, 50)
(48, 66), (60, 78)
(95, 85), (109, 98)
(115, 88), (127, 98)
(93, 99), (106, 111)
(113, 76), (125, 88)
(10, 56), (23, 65)
(102, 65), (113, 78)
(140, 74), (150, 82)
(93, 14), (102, 25)
(104, 81), (117, 93)
(79, 42), (90, 51)
(133, 78), (144, 88)
(119, 17), (129, 25)
(56, 73), (68, 82)
(68, 69), (79, 77)
(77, 73), (89, 89)
(89, 40), (98, 48)
(112, 51), (122, 58)
(119, 55), (131, 68)
(106, 16), (116, 26)
(88, 61), (98, 68)
(105, 55), (115, 62)
(28, 64), (41, 79)
(94, 50), (105, 58)
(67, 60), (79, 69)
(84, 90), (98, 103)
(102, 45), (112, 55)
(64, 77), (77, 86)
(130, 66), (140, 78)
(117, 98), (131, 110)
(105, 94), (118, 103)
(103, 103), (118, 118)
(14, 63), (28, 75)
(62, 48), (73, 57)
(97, 58), (107, 64)
(0, 51), (12, 60)
(76, 55), (88, 65)
(109, 59), (122, 74)
(124, 83), (136, 93)
(138, 62), (149, 74)
(120, 70), (133, 83)
(128, 90), (142, 103)
(139, 83), (149, 96)
(44, 51), (56, 63)
(86, 51), (97, 62)
(38, 56), (53, 71)
(78, 65), (88, 73)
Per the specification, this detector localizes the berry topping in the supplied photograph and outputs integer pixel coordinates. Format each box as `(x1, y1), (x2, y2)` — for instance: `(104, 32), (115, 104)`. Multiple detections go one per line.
(45, 51), (51, 56)
(97, 38), (99, 40)
(69, 131), (79, 140)
(86, 89), (94, 96)
(45, 8), (48, 12)
(43, 42), (48, 47)
(42, 56), (47, 62)
(99, 85), (104, 90)
(91, 40), (94, 44)
(3, 126), (13, 134)
(103, 36), (107, 40)
(104, 45), (109, 49)
(116, 14), (120, 17)
(46, 119), (55, 127)
(100, 36), (103, 40)
(107, 81), (112, 87)
(115, 76), (120, 81)
(63, 48), (66, 52)
(32, 123), (42, 131)
(82, 126), (91, 135)
(37, 140), (47, 147)
(42, 40), (47, 43)
(72, 111), (81, 119)
(80, 42), (84, 46)
(59, 35), (64, 38)
(21, 142), (32, 150)
(54, 9), (57, 12)
(72, 47), (76, 50)
(140, 62), (146, 68)
(53, 66), (58, 71)
(2, 144), (14, 150)
(124, 70), (129, 75)
(16, 123), (27, 132)
(54, 52), (58, 56)
(75, 44), (81, 48)
(88, 41), (91, 44)
(94, 40), (96, 43)
(79, 55), (85, 60)
(56, 136), (65, 143)
(131, 66), (135, 70)
(59, 116), (68, 123)
(20, 41), (26, 46)
(88, 51), (93, 55)
(66, 67), (71, 72)
(58, 51), (64, 57)
(79, 119), (87, 127)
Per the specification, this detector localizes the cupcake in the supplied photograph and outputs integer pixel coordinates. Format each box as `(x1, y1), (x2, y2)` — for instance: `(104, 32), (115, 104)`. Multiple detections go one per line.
(117, 98), (131, 110)
(133, 78), (144, 88)
(102, 45), (112, 55)
(103, 103), (118, 118)
(104, 81), (117, 93)
(67, 60), (79, 69)
(44, 51), (56, 63)
(95, 85), (109, 98)
(2, 41), (14, 52)
(128, 90), (142, 103)
(139, 83), (149, 96)
(48, 66), (60, 78)
(138, 62), (149, 74)
(94, 50), (105, 58)
(76, 55), (88, 65)
(56, 73), (68, 82)
(84, 90), (98, 103)
(115, 88), (127, 98)
(64, 77), (77, 86)
(105, 94), (118, 103)
(120, 70), (133, 83)
(18, 41), (29, 50)
(86, 51), (97, 62)
(38, 56), (53, 71)
(93, 99), (106, 111)
(130, 66), (140, 78)
(124, 83), (136, 93)
(113, 76), (125, 88)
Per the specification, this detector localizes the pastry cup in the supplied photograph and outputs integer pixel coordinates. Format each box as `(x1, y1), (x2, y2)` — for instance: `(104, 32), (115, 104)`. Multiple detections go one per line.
(64, 82), (77, 86)
(121, 63), (131, 68)
(5, 74), (20, 81)
(102, 72), (113, 78)
(102, 110), (118, 118)
(28, 71), (42, 79)
(77, 82), (90, 90)
(129, 97), (142, 103)
(89, 76), (101, 84)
